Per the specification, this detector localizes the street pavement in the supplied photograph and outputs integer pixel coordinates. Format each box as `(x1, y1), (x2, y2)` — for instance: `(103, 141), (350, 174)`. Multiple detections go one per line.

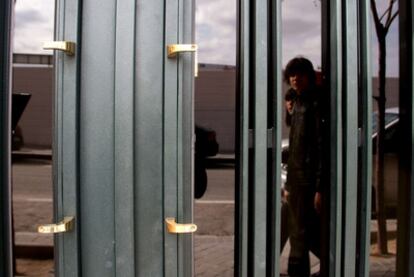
(12, 153), (397, 276)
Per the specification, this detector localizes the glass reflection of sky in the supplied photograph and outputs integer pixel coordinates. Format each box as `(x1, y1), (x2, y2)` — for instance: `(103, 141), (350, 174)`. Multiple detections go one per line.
(195, 0), (321, 68)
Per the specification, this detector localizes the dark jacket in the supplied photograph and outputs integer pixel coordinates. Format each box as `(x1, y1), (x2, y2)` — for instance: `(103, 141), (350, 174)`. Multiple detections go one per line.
(285, 87), (322, 192)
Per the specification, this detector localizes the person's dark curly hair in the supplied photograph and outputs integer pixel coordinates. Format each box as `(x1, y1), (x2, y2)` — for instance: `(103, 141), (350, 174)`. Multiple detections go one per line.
(284, 57), (316, 86)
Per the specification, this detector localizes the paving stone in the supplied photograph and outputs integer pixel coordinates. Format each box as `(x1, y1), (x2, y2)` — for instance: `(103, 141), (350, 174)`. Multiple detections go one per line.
(10, 158), (398, 276)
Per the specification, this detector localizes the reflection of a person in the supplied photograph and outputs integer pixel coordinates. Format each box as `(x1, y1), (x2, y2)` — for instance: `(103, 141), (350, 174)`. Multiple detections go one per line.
(283, 57), (322, 277)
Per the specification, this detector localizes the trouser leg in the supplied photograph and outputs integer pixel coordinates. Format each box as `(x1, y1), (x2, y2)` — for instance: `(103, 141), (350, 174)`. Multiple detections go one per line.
(280, 200), (289, 253)
(287, 188), (314, 277)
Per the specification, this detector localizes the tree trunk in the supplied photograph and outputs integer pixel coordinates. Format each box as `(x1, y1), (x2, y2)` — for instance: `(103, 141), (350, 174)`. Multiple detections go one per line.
(375, 34), (388, 254)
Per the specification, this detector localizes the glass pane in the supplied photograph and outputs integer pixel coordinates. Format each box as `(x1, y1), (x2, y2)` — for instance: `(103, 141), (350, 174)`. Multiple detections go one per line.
(280, 0), (322, 275)
(369, 2), (399, 275)
(194, 0), (237, 275)
(12, 0), (55, 275)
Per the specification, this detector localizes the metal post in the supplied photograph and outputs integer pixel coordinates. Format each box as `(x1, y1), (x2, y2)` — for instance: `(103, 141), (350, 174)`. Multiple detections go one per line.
(322, 0), (343, 275)
(269, 0), (282, 275)
(397, 0), (414, 276)
(356, 0), (373, 275)
(341, 0), (359, 275)
(251, 0), (269, 275)
(0, 0), (14, 275)
(235, 0), (250, 275)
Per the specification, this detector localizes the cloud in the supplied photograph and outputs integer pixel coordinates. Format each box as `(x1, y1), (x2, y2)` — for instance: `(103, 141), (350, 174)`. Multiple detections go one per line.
(13, 0), (399, 76)
(281, 0), (322, 69)
(195, 0), (322, 67)
(196, 0), (237, 65)
(13, 0), (55, 54)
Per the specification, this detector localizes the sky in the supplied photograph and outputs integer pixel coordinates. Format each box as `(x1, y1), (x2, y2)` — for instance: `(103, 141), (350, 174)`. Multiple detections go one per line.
(13, 0), (399, 77)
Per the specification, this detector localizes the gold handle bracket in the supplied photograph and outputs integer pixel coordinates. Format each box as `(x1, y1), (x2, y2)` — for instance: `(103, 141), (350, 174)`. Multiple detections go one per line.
(38, 216), (75, 234)
(165, 217), (197, 234)
(167, 44), (198, 77)
(43, 41), (76, 56)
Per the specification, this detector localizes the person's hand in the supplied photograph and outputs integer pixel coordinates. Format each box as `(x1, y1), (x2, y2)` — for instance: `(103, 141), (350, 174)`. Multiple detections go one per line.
(285, 100), (294, 114)
(283, 190), (290, 202)
(314, 192), (322, 214)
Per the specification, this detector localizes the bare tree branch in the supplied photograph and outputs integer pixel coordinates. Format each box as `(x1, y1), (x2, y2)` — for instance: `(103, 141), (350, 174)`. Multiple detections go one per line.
(385, 0), (396, 26)
(379, 0), (395, 21)
(371, 0), (399, 255)
(385, 11), (399, 32)
(371, 0), (380, 23)
(371, 0), (384, 36)
(385, 0), (393, 24)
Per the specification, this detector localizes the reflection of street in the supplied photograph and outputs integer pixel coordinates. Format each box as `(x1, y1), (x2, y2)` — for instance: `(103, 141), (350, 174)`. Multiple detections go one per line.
(12, 158), (54, 276)
(13, 159), (53, 233)
(195, 168), (235, 236)
(194, 167), (235, 276)
(11, 159), (397, 276)
(199, 168), (235, 201)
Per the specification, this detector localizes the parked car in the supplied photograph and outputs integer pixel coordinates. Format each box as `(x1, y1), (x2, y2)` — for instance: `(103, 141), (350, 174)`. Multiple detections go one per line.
(194, 125), (219, 199)
(281, 107), (399, 216)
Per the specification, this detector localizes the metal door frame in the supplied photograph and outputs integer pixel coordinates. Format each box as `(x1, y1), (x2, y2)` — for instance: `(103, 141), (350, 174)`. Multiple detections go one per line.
(0, 0), (14, 275)
(235, 0), (283, 276)
(397, 1), (414, 276)
(164, 0), (195, 275)
(53, 0), (82, 275)
(3, 0), (411, 276)
(235, 0), (375, 276)
(52, 0), (195, 275)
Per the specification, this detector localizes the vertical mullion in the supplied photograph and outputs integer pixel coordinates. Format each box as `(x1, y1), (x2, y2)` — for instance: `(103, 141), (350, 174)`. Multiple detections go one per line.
(397, 0), (414, 276)
(80, 0), (117, 274)
(322, 0), (343, 275)
(55, 0), (81, 275)
(0, 0), (13, 275)
(342, 0), (358, 275)
(252, 0), (268, 275)
(235, 0), (250, 275)
(134, 0), (166, 275)
(356, 0), (372, 275)
(177, 0), (195, 276)
(270, 0), (282, 275)
(164, 0), (179, 276)
(114, 0), (136, 275)
(176, 0), (184, 274)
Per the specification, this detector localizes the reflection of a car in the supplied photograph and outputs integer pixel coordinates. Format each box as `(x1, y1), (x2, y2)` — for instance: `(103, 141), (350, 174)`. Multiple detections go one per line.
(372, 107), (399, 215)
(194, 125), (219, 199)
(281, 107), (399, 216)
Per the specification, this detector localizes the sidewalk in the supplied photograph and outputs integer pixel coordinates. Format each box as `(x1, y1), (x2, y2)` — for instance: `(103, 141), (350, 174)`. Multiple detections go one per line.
(12, 151), (397, 276)
(16, 231), (396, 277)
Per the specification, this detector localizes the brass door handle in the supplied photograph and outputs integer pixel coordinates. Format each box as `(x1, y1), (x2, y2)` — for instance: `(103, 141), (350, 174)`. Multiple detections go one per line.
(38, 216), (75, 234)
(167, 44), (198, 77)
(165, 217), (197, 234)
(43, 41), (76, 56)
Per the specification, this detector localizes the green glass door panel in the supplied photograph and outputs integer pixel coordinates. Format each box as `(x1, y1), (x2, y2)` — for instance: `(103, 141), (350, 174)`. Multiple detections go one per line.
(322, 0), (368, 276)
(113, 0), (136, 275)
(55, 0), (194, 276)
(79, 1), (118, 275)
(236, 0), (283, 276)
(134, 1), (168, 276)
